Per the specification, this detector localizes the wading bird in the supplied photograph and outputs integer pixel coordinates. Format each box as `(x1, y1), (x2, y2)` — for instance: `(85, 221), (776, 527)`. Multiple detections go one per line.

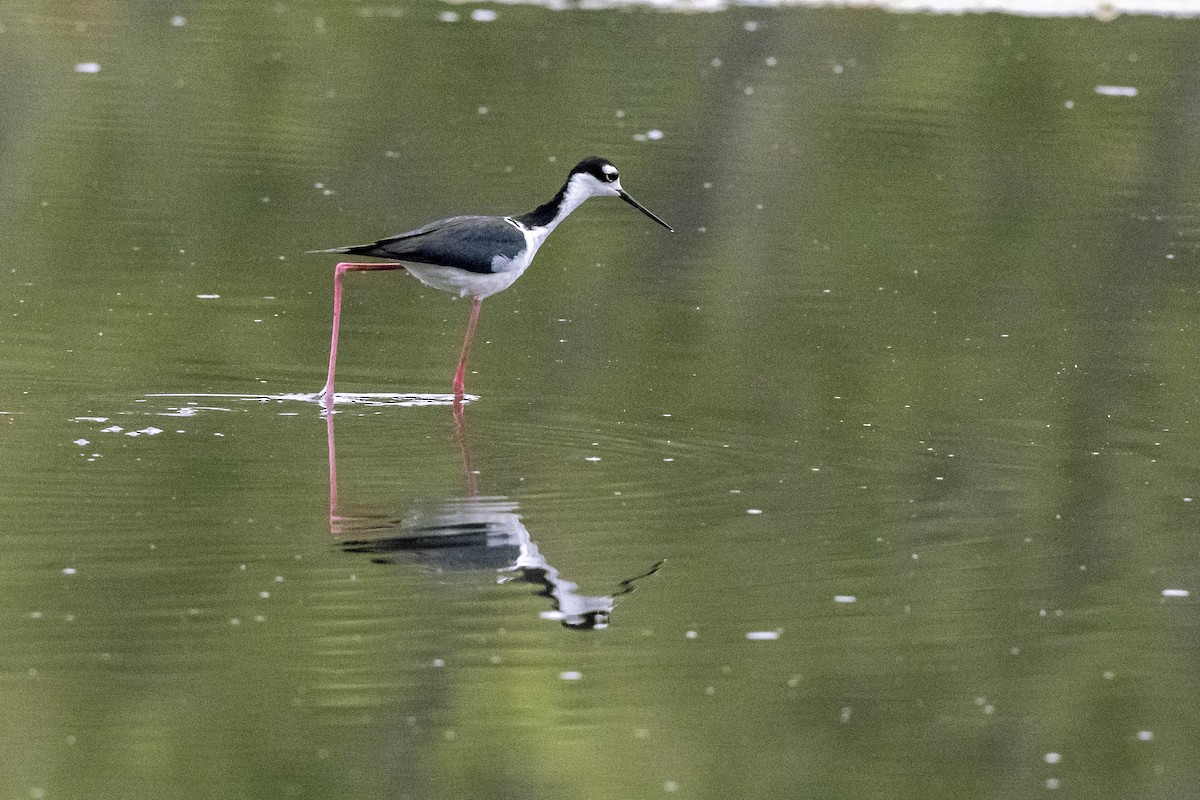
(311, 156), (673, 405)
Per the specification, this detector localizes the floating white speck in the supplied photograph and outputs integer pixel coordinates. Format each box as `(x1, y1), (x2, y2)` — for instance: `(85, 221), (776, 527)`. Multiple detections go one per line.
(73, 439), (89, 446)
(1046, 778), (1060, 790)
(196, 294), (220, 300)
(1095, 85), (1137, 97)
(746, 630), (780, 640)
(439, 10), (460, 21)
(746, 508), (763, 515)
(1137, 730), (1153, 741)
(743, 20), (759, 31)
(1044, 752), (1062, 764)
(432, 658), (445, 667)
(477, 106), (488, 115)
(100, 425), (123, 433)
(685, 630), (698, 639)
(560, 671), (583, 681)
(647, 129), (664, 140)
(1162, 588), (1189, 597)
(74, 416), (107, 423)
(834, 595), (857, 603)
(62, 568), (77, 575)
(471, 8), (498, 21)
(171, 15), (186, 26)
(74, 62), (101, 74)
(584, 456), (601, 462)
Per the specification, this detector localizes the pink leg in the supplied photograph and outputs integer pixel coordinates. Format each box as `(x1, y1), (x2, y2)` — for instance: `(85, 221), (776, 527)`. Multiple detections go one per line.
(321, 261), (405, 407)
(453, 297), (483, 401)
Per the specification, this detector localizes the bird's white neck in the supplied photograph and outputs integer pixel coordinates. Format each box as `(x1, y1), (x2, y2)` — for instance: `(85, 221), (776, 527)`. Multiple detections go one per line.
(546, 173), (597, 230)
(513, 173), (598, 240)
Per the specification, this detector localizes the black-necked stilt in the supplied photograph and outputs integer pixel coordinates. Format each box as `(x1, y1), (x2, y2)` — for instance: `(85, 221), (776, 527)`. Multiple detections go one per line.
(311, 156), (673, 404)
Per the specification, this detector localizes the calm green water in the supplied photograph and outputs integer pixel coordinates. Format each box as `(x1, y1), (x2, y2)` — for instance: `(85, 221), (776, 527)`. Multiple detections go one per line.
(2, 3), (1199, 798)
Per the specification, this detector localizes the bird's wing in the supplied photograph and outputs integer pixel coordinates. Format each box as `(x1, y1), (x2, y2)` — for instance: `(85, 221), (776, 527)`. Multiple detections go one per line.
(343, 215), (528, 274)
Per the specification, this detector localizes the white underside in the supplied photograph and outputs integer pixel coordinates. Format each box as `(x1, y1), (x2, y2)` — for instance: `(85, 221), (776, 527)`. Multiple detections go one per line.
(404, 219), (546, 300)
(404, 262), (530, 300)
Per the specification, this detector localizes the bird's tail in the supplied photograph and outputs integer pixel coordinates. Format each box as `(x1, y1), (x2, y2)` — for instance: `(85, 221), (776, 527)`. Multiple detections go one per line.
(306, 244), (377, 256)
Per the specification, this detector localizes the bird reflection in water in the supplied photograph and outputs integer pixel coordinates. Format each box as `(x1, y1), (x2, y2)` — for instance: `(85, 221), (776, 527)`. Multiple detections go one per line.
(326, 403), (662, 630)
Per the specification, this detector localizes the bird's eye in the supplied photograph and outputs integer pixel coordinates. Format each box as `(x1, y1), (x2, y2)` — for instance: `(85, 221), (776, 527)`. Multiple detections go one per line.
(603, 171), (618, 183)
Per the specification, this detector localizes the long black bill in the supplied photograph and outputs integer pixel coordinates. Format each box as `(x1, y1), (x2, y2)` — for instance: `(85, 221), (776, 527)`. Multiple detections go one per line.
(619, 190), (674, 232)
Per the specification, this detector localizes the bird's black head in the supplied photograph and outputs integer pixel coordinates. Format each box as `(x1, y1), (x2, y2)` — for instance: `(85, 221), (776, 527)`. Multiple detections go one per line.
(563, 155), (674, 232)
(571, 156), (620, 185)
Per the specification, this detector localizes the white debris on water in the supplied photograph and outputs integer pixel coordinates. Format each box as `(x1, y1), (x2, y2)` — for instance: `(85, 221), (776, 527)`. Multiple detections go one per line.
(1095, 84), (1138, 96)
(746, 630), (780, 640)
(124, 427), (164, 437)
(74, 62), (101, 74)
(1044, 752), (1062, 765)
(834, 595), (857, 603)
(1161, 588), (1189, 597)
(471, 8), (498, 21)
(73, 439), (89, 446)
(559, 671), (583, 681)
(196, 294), (220, 299)
(171, 15), (186, 26)
(1137, 730), (1153, 741)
